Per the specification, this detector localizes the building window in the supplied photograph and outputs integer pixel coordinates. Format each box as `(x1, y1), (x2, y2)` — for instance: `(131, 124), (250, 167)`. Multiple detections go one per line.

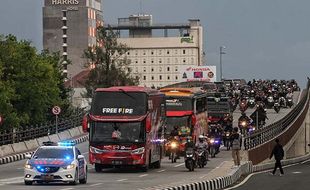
(143, 50), (146, 55)
(151, 51), (154, 55)
(175, 66), (178, 72)
(167, 76), (170, 80)
(167, 67), (170, 71)
(127, 52), (130, 55)
(159, 67), (162, 72)
(135, 60), (138, 64)
(159, 75), (162, 80)
(167, 58), (170, 63)
(135, 67), (138, 72)
(151, 59), (154, 63)
(143, 76), (146, 80)
(175, 58), (178, 63)
(175, 76), (178, 80)
(151, 76), (154, 80)
(135, 50), (138, 55)
(167, 50), (170, 54)
(143, 67), (146, 72)
(151, 67), (154, 72)
(183, 59), (186, 63)
(143, 59), (146, 63)
(159, 59), (162, 63)
(159, 50), (162, 55)
(183, 50), (186, 54)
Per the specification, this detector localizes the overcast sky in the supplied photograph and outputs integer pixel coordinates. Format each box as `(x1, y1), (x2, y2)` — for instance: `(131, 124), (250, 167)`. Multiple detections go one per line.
(0, 0), (309, 87)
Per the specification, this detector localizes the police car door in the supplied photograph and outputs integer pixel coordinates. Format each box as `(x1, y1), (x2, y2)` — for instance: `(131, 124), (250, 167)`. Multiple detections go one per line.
(76, 148), (85, 178)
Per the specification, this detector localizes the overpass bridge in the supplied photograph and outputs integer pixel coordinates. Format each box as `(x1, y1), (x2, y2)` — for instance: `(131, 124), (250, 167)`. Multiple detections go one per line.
(0, 79), (308, 190)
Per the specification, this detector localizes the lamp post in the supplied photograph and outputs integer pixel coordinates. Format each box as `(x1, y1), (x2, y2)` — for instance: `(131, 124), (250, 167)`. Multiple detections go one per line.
(219, 46), (226, 81)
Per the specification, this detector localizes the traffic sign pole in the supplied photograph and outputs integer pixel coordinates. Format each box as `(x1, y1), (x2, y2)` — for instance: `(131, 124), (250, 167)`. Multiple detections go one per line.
(52, 106), (61, 135)
(56, 115), (58, 135)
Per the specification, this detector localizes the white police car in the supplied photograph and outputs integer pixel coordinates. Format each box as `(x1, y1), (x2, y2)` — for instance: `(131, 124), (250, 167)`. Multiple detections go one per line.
(24, 141), (87, 185)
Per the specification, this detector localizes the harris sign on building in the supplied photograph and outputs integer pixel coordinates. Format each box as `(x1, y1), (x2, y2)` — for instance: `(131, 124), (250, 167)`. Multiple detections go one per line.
(179, 66), (216, 83)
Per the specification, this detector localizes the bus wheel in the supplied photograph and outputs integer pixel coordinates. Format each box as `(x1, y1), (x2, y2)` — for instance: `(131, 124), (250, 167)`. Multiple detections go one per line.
(95, 164), (102, 172)
(153, 160), (161, 169)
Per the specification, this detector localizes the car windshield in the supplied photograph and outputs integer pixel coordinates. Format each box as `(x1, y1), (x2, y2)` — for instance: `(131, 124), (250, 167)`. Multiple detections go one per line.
(34, 147), (74, 159)
(90, 122), (145, 144)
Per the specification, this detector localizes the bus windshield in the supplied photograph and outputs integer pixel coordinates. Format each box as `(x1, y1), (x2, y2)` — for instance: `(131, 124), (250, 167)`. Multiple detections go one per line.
(91, 92), (147, 116)
(165, 97), (192, 111)
(90, 122), (145, 144)
(165, 116), (190, 135)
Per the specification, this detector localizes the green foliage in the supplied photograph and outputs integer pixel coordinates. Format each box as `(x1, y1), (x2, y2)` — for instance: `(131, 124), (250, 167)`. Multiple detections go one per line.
(83, 26), (139, 98)
(0, 34), (71, 130)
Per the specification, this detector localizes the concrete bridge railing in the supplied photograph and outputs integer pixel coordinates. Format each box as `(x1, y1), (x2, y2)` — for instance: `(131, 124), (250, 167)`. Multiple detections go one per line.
(244, 79), (310, 165)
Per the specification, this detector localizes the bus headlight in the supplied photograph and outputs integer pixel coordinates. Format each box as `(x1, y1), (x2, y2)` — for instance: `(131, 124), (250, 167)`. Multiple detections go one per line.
(90, 146), (105, 154)
(132, 147), (145, 154)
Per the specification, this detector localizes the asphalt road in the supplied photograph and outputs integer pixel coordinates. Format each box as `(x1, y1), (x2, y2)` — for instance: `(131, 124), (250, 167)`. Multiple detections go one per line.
(228, 160), (310, 190)
(0, 91), (299, 190)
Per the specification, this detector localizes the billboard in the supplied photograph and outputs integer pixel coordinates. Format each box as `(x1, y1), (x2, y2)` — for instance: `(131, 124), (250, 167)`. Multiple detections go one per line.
(179, 66), (216, 82)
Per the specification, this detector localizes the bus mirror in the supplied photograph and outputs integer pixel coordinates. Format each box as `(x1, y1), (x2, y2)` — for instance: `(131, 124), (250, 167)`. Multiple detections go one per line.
(82, 114), (89, 133)
(146, 115), (152, 133)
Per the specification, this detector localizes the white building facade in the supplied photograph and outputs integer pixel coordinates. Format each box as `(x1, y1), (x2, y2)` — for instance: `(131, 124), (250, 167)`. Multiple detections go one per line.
(109, 15), (204, 88)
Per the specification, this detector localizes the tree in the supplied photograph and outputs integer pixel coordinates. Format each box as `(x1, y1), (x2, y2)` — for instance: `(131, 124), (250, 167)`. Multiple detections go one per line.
(83, 26), (139, 98)
(0, 34), (71, 129)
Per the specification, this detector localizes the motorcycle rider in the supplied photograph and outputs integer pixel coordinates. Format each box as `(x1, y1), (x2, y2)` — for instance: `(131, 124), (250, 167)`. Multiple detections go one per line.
(195, 135), (209, 163)
(169, 126), (181, 159)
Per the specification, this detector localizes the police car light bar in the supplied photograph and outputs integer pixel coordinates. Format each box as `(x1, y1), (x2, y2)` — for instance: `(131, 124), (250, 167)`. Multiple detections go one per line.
(58, 141), (75, 146)
(42, 141), (58, 146)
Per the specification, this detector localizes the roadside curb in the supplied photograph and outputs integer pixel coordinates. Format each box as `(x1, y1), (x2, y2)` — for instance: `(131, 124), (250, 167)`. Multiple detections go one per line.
(0, 134), (89, 165)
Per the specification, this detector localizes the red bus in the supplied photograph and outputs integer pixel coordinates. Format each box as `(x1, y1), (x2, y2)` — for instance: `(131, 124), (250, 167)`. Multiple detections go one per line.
(83, 86), (166, 172)
(160, 88), (208, 146)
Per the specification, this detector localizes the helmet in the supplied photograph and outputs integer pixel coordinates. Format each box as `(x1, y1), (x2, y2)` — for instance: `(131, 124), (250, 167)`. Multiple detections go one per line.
(199, 135), (204, 139)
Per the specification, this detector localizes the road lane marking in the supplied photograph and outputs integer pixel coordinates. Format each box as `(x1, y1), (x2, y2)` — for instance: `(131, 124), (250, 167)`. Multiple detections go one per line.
(174, 163), (184, 167)
(82, 152), (89, 155)
(59, 188), (74, 190)
(292, 171), (302, 174)
(89, 183), (103, 187)
(117, 179), (128, 182)
(17, 167), (23, 170)
(0, 177), (24, 182)
(139, 174), (148, 177)
(157, 169), (166, 173)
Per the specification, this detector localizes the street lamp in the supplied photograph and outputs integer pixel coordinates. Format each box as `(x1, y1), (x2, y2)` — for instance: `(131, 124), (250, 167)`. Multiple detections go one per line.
(219, 46), (226, 81)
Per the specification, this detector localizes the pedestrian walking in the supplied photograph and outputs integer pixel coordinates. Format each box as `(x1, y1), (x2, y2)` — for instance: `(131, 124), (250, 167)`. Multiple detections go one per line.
(270, 138), (284, 176)
(230, 127), (242, 167)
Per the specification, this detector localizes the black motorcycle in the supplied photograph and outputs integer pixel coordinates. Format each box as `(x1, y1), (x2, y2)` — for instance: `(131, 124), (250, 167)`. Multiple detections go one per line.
(185, 148), (195, 172)
(274, 100), (280, 113)
(196, 148), (207, 168)
(223, 131), (231, 150)
(286, 97), (293, 108)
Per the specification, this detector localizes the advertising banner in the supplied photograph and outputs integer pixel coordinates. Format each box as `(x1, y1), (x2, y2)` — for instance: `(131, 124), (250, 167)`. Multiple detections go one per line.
(179, 65), (216, 82)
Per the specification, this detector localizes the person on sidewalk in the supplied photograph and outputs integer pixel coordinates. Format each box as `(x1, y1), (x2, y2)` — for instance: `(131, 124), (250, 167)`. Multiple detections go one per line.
(230, 127), (242, 167)
(270, 138), (284, 176)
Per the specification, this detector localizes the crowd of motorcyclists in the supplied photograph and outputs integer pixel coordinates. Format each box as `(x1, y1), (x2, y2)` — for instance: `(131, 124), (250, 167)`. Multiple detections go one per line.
(164, 79), (300, 171)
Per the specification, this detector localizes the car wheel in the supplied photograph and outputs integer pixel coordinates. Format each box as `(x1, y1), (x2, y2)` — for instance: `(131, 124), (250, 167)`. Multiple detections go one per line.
(79, 167), (87, 184)
(24, 181), (33, 185)
(69, 169), (78, 185)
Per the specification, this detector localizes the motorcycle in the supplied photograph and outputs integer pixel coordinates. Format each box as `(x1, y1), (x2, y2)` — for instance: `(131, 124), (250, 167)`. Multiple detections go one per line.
(223, 131), (231, 150)
(197, 148), (207, 168)
(184, 148), (195, 171)
(274, 100), (280, 113)
(266, 96), (274, 109)
(169, 140), (179, 163)
(239, 100), (248, 113)
(208, 138), (221, 158)
(247, 97), (256, 108)
(238, 119), (249, 135)
(286, 97), (293, 108)
(279, 97), (286, 108)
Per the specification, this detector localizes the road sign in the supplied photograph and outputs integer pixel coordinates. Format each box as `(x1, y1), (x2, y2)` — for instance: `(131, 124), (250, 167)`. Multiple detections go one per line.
(52, 106), (61, 115)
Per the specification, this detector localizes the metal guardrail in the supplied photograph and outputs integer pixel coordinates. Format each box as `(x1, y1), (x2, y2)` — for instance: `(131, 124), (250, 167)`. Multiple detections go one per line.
(0, 111), (84, 146)
(244, 79), (310, 150)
